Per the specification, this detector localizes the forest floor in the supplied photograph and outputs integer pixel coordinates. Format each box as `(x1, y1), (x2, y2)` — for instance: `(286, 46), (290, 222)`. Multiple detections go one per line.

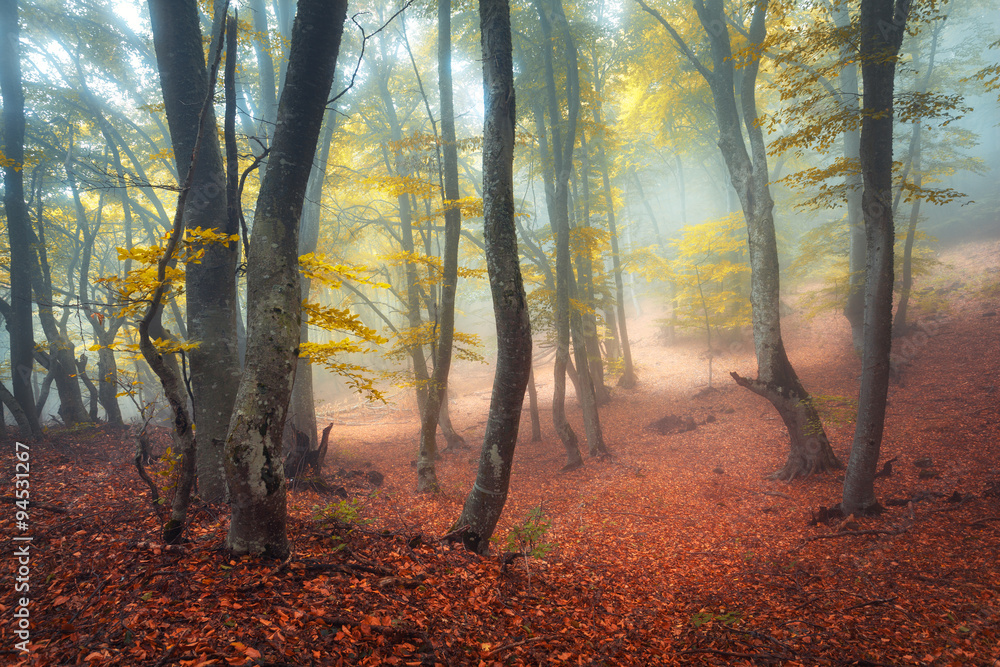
(2, 237), (999, 667)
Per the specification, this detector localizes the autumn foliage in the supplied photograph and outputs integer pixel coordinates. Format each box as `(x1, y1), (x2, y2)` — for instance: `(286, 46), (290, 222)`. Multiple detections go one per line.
(2, 240), (998, 666)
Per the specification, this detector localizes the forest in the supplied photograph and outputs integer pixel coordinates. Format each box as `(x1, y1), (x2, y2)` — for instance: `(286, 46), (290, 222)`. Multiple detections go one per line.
(0, 0), (998, 664)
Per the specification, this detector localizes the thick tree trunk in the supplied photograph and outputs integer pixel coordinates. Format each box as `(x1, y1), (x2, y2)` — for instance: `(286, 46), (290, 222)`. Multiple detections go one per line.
(149, 0), (242, 503)
(842, 0), (909, 516)
(417, 0), (465, 492)
(455, 0), (532, 553)
(0, 0), (42, 439)
(225, 0), (347, 558)
(0, 379), (32, 434)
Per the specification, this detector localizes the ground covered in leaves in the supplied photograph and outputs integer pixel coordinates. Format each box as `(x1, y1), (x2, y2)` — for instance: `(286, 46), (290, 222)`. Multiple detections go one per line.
(2, 238), (999, 666)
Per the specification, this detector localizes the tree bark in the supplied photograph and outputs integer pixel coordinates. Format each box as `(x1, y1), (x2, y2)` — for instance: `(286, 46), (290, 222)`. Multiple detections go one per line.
(455, 0), (532, 554)
(225, 0), (347, 558)
(0, 0), (42, 439)
(842, 0), (910, 516)
(149, 0), (242, 503)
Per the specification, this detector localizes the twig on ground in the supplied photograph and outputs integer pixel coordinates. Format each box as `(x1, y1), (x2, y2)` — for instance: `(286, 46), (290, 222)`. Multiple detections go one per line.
(485, 635), (551, 656)
(153, 629), (190, 667)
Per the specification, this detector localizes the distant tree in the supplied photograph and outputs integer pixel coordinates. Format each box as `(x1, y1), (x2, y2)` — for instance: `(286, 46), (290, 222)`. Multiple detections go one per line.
(416, 0), (466, 492)
(0, 0), (42, 439)
(842, 0), (911, 516)
(532, 0), (608, 462)
(455, 0), (532, 554)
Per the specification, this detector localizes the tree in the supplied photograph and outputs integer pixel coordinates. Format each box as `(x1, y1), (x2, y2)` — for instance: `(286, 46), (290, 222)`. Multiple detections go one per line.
(454, 0), (532, 554)
(148, 0), (241, 503)
(533, 0), (608, 461)
(842, 0), (911, 516)
(225, 0), (348, 558)
(416, 0), (466, 492)
(638, 0), (841, 480)
(0, 0), (42, 439)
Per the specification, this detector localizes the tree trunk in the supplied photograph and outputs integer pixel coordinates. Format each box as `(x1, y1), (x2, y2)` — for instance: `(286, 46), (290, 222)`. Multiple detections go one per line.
(535, 0), (607, 457)
(286, 105), (337, 456)
(530, 100), (581, 468)
(455, 0), (532, 553)
(836, 4), (866, 353)
(842, 0), (910, 516)
(640, 0), (839, 479)
(593, 104), (635, 387)
(0, 379), (32, 435)
(0, 0), (42, 439)
(417, 0), (465, 492)
(526, 364), (543, 442)
(893, 128), (921, 338)
(575, 131), (610, 405)
(149, 0), (242, 503)
(225, 0), (347, 558)
(894, 23), (941, 337)
(374, 53), (437, 489)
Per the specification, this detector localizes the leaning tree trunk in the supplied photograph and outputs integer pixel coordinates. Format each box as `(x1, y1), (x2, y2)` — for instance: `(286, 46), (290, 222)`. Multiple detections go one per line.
(640, 0), (839, 479)
(149, 0), (241, 503)
(842, 0), (909, 516)
(0, 0), (41, 438)
(225, 0), (347, 558)
(455, 0), (532, 554)
(417, 0), (465, 492)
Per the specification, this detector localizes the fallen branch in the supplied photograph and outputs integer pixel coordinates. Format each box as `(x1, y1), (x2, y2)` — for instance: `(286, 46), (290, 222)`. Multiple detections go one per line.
(605, 511), (672, 521)
(799, 525), (910, 545)
(965, 516), (1000, 527)
(843, 596), (897, 612)
(764, 490), (793, 500)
